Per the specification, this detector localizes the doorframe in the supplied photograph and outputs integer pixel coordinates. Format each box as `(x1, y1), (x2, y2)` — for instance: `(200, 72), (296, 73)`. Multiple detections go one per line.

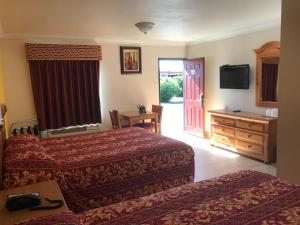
(157, 58), (187, 105)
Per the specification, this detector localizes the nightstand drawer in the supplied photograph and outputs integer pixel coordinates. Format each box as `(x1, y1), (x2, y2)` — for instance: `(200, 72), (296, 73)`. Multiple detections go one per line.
(213, 125), (235, 136)
(236, 130), (264, 144)
(236, 120), (265, 132)
(212, 133), (235, 147)
(212, 116), (235, 126)
(236, 140), (264, 155)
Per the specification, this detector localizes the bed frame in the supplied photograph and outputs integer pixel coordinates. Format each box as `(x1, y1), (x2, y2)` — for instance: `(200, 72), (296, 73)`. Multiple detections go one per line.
(0, 104), (7, 190)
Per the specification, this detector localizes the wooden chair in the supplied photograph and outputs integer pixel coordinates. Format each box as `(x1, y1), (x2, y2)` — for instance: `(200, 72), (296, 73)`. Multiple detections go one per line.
(135, 105), (163, 133)
(109, 110), (129, 129)
(109, 110), (121, 129)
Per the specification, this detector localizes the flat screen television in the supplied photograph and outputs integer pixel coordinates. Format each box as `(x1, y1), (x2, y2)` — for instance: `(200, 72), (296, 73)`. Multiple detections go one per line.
(220, 64), (249, 89)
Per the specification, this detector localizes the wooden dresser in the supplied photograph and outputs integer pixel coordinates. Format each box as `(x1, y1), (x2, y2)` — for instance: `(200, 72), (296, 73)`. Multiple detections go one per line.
(208, 110), (277, 163)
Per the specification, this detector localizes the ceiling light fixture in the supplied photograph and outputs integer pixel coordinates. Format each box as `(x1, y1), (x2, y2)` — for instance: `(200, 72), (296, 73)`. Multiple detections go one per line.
(135, 22), (155, 34)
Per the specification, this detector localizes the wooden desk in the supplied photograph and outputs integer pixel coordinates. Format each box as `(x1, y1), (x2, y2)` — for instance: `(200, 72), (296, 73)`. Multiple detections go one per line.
(120, 111), (158, 133)
(0, 180), (69, 225)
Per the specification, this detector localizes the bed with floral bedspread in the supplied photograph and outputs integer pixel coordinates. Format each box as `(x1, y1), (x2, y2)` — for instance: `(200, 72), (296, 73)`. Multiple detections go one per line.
(14, 170), (300, 225)
(3, 127), (194, 212)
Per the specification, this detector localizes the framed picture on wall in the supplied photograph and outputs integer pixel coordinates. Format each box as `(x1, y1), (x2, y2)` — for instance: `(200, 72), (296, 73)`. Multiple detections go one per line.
(120, 46), (142, 74)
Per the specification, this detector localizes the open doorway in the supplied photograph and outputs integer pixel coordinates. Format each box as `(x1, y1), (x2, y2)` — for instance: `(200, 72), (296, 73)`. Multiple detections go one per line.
(158, 58), (185, 138)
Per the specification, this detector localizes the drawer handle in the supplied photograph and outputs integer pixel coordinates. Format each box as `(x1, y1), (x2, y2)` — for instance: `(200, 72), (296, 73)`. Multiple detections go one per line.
(247, 134), (252, 138)
(248, 144), (252, 148)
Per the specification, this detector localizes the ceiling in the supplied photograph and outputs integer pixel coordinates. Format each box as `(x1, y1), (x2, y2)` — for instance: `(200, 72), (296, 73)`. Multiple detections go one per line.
(0, 0), (281, 45)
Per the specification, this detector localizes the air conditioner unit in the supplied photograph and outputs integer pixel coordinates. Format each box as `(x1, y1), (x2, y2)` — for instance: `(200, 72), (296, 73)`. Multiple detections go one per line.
(44, 124), (101, 138)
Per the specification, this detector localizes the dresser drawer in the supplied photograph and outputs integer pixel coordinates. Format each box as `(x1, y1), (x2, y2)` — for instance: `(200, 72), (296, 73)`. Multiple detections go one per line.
(236, 120), (265, 132)
(236, 140), (264, 155)
(212, 116), (235, 126)
(212, 133), (235, 147)
(213, 125), (235, 136)
(236, 130), (264, 144)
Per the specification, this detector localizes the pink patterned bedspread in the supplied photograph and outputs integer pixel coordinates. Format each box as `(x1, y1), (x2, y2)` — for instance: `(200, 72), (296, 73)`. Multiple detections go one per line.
(3, 127), (194, 212)
(79, 170), (300, 224)
(15, 171), (300, 225)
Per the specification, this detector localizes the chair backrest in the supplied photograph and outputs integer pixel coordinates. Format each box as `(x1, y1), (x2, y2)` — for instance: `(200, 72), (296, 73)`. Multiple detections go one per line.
(152, 105), (163, 124)
(109, 110), (121, 129)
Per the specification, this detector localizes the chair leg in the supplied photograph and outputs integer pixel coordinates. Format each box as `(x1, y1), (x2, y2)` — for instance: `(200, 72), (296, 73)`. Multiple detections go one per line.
(152, 125), (161, 134)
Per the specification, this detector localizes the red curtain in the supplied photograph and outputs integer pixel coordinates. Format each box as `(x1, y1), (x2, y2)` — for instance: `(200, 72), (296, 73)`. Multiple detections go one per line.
(29, 60), (101, 131)
(261, 63), (278, 101)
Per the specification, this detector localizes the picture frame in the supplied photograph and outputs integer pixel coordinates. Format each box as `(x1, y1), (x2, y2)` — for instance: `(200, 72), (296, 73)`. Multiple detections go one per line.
(120, 46), (142, 74)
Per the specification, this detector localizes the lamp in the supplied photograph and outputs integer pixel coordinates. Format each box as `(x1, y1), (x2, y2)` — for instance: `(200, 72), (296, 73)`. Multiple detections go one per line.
(135, 22), (155, 34)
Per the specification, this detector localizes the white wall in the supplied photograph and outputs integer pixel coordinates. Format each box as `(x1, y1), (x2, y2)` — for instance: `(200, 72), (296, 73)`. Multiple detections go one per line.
(0, 38), (185, 130)
(186, 27), (281, 133)
(0, 39), (36, 127)
(0, 27), (282, 134)
(277, 0), (300, 184)
(100, 44), (185, 128)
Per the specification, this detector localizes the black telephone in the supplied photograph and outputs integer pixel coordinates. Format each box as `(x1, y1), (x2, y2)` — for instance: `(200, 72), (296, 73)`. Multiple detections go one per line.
(6, 193), (41, 211)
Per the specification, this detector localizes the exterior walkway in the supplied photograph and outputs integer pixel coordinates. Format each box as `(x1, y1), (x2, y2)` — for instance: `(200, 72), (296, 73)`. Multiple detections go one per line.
(161, 102), (183, 138)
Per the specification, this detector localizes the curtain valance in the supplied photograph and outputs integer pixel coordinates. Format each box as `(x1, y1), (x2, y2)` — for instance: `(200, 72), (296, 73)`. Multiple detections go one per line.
(25, 43), (102, 61)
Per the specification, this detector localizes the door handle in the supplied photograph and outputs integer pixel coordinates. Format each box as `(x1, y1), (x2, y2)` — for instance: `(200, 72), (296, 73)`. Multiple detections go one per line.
(200, 94), (204, 106)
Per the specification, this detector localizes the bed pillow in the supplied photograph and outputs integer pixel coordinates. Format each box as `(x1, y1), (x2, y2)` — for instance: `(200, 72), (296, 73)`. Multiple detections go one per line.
(3, 136), (65, 189)
(6, 134), (40, 147)
(5, 135), (48, 157)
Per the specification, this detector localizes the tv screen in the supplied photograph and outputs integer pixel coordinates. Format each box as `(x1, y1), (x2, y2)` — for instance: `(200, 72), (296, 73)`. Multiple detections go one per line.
(220, 64), (249, 89)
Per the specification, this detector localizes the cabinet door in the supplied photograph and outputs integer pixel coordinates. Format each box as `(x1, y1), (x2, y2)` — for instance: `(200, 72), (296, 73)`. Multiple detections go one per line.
(212, 116), (235, 126)
(236, 120), (265, 132)
(212, 133), (235, 147)
(212, 124), (235, 137)
(236, 140), (264, 155)
(236, 130), (264, 144)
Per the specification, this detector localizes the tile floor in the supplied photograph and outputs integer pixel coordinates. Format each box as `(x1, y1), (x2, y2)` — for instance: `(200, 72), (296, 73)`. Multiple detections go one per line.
(164, 132), (276, 182)
(160, 103), (276, 182)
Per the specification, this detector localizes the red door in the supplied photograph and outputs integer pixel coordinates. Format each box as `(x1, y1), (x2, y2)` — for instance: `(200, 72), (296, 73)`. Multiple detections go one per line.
(184, 58), (205, 137)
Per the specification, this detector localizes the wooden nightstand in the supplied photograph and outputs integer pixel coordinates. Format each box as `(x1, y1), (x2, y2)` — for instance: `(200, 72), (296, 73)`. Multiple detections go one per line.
(0, 180), (69, 225)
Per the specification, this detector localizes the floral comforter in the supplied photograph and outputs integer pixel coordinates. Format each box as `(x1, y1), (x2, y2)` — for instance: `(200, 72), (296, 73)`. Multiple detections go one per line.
(15, 170), (300, 225)
(3, 127), (194, 212)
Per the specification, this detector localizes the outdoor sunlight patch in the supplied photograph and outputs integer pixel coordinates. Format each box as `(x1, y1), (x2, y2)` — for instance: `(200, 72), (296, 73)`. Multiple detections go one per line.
(207, 146), (240, 159)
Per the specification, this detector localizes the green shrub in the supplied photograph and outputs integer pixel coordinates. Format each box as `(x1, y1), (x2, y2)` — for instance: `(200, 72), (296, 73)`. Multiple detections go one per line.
(174, 76), (183, 97)
(160, 76), (183, 103)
